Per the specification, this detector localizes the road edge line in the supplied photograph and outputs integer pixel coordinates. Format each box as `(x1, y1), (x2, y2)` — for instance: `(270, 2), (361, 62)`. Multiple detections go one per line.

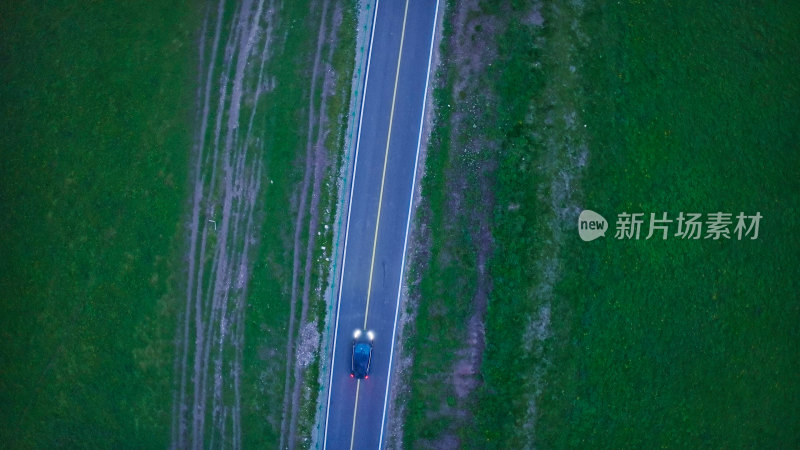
(322, 1), (380, 448)
(378, 0), (441, 446)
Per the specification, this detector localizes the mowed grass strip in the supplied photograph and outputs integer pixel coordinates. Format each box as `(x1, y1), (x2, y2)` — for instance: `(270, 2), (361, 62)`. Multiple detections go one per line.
(0, 0), (200, 446)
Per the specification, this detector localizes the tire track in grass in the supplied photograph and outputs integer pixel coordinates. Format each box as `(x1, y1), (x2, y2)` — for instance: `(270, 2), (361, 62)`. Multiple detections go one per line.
(189, 0), (242, 444)
(172, 0), (275, 446)
(173, 1), (207, 444)
(192, 4), (242, 443)
(208, 0), (262, 438)
(193, 3), (244, 443)
(174, 0), (225, 445)
(278, 1), (334, 448)
(288, 7), (341, 448)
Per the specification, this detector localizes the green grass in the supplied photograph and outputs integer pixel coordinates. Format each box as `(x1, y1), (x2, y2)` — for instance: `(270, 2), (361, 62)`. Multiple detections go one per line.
(239, 1), (356, 447)
(473, 0), (800, 448)
(0, 0), (200, 446)
(0, 0), (356, 446)
(403, 0), (799, 448)
(402, 0), (499, 444)
(537, 1), (800, 447)
(299, 2), (358, 443)
(402, 3), (456, 441)
(471, 5), (550, 448)
(236, 1), (317, 444)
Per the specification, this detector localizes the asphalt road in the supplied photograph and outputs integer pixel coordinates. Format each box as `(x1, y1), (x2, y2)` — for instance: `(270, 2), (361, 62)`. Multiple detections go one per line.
(322, 1), (439, 449)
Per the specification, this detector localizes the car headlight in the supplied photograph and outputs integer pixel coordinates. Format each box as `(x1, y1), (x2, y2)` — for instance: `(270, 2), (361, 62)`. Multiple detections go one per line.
(353, 329), (362, 339)
(366, 330), (375, 341)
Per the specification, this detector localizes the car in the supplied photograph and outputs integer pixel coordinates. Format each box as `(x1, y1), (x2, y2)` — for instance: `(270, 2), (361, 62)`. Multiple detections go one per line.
(350, 329), (374, 379)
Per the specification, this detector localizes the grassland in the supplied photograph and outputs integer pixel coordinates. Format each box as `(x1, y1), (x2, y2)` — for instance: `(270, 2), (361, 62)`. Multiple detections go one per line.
(403, 0), (800, 448)
(534, 1), (800, 447)
(165, 0), (355, 446)
(0, 0), (199, 446)
(0, 0), (356, 447)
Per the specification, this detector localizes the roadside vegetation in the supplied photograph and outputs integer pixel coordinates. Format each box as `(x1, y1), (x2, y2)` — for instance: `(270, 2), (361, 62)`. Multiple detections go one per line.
(0, 1), (199, 446)
(238, 1), (356, 447)
(401, 0), (799, 448)
(399, 0), (504, 446)
(168, 0), (355, 447)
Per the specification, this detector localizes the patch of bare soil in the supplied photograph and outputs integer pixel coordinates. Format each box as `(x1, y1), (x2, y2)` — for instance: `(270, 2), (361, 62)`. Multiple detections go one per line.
(443, 0), (505, 408)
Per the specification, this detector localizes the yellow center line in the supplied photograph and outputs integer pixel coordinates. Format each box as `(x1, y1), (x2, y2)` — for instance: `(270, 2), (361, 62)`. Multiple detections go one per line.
(363, 0), (410, 330)
(349, 2), (410, 449)
(349, 379), (361, 450)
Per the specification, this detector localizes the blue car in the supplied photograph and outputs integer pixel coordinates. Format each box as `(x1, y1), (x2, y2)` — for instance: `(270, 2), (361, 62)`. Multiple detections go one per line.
(350, 329), (374, 379)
